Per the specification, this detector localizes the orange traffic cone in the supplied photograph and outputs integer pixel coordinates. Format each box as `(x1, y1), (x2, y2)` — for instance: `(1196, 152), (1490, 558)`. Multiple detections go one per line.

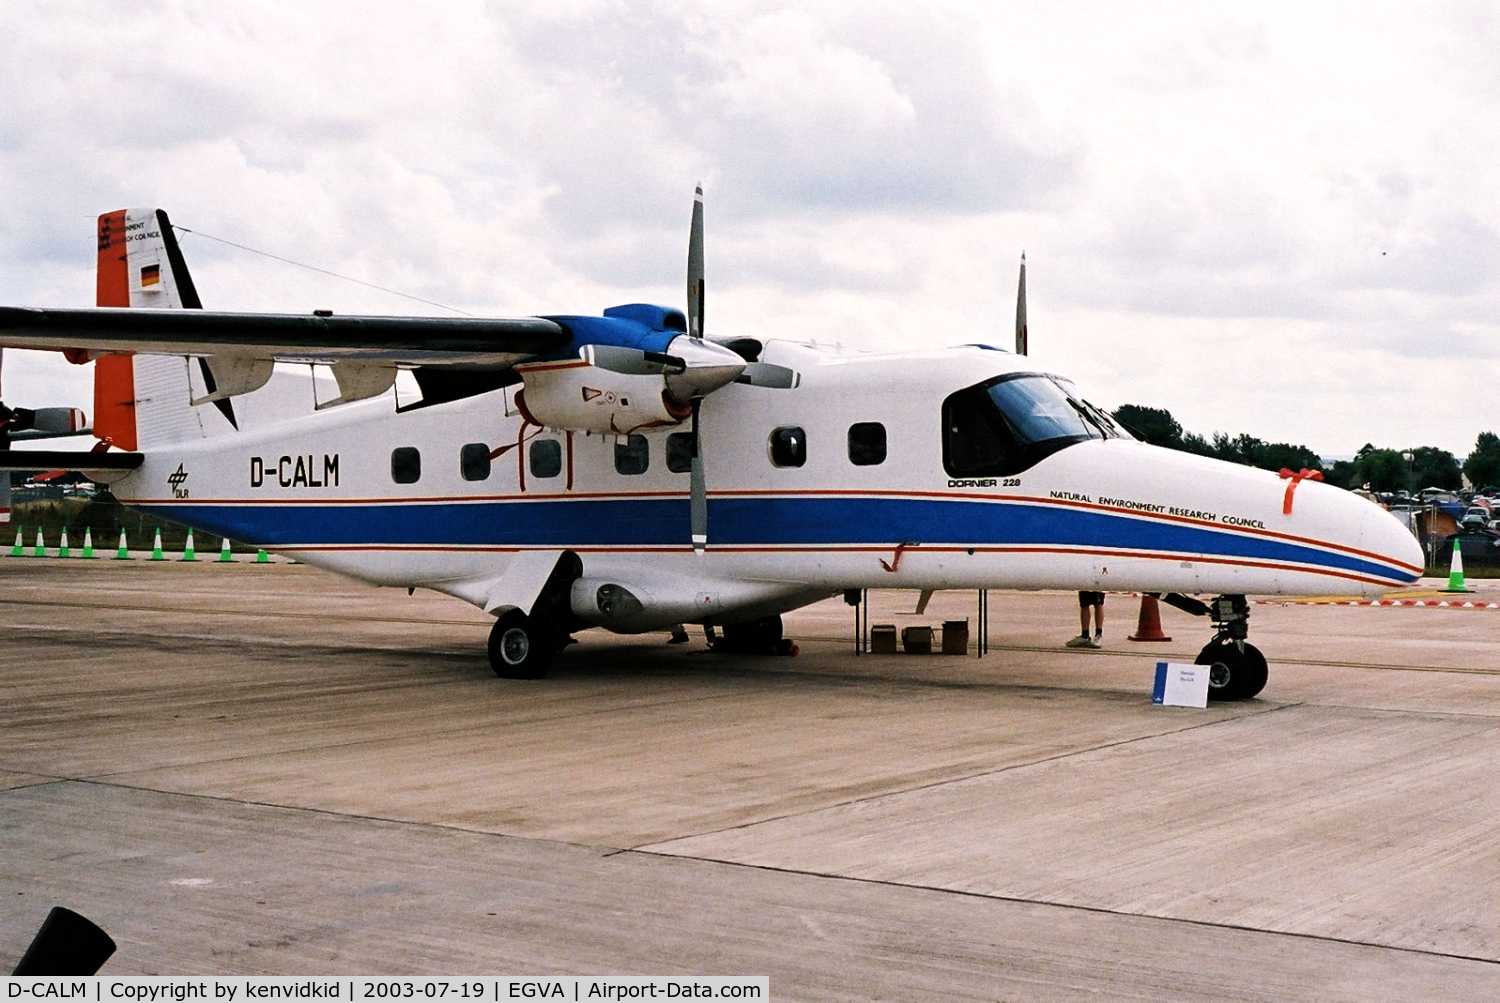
(1127, 594), (1172, 642)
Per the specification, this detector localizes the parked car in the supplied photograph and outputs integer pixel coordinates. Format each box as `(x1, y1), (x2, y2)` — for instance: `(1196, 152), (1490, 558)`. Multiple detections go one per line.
(1462, 506), (1492, 532)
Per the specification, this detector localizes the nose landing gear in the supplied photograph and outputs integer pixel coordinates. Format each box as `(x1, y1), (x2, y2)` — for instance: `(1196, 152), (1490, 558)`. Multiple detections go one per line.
(1157, 593), (1268, 701)
(1194, 595), (1267, 701)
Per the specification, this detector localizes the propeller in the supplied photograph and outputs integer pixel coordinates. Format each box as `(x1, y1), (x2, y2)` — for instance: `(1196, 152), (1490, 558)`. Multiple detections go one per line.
(677, 185), (803, 551)
(582, 340), (745, 402)
(588, 185), (798, 553)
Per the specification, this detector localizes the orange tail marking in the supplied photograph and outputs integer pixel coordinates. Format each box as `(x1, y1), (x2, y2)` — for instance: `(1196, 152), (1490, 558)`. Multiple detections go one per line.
(93, 355), (137, 451)
(96, 210), (130, 308)
(93, 210), (137, 450)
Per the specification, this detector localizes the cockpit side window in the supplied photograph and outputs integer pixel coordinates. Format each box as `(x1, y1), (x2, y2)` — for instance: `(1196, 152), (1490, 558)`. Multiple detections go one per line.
(943, 373), (1116, 477)
(944, 386), (1016, 476)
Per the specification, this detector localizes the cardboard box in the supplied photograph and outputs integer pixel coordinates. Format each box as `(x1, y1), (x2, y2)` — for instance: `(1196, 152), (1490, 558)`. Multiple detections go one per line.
(901, 625), (933, 654)
(941, 620), (969, 655)
(870, 624), (898, 654)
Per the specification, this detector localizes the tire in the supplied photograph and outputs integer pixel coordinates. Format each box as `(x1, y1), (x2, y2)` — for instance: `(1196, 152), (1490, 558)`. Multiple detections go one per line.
(1195, 639), (1268, 701)
(488, 609), (552, 680)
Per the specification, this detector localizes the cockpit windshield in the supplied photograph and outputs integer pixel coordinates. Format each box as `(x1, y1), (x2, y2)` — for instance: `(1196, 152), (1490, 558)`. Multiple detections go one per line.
(943, 373), (1123, 478)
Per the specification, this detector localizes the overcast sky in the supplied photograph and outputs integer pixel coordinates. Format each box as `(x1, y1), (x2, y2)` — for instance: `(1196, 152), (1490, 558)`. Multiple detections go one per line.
(3, 0), (1498, 459)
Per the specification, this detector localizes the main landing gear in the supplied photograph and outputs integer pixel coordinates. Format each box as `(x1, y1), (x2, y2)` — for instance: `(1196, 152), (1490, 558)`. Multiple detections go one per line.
(487, 609), (562, 680)
(1159, 593), (1268, 701)
(486, 552), (582, 680)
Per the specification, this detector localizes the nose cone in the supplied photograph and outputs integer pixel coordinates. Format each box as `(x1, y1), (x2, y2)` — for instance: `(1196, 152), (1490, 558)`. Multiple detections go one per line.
(1053, 441), (1425, 597)
(1237, 467), (1424, 596)
(1356, 497), (1426, 590)
(1240, 466), (1424, 596)
(663, 335), (747, 402)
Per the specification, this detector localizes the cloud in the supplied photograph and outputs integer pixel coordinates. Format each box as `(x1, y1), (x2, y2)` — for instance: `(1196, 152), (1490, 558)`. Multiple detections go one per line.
(2, 0), (1500, 460)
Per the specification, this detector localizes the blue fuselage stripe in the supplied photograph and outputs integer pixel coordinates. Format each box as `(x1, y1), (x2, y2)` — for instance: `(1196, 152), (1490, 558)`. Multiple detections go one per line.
(139, 495), (1404, 581)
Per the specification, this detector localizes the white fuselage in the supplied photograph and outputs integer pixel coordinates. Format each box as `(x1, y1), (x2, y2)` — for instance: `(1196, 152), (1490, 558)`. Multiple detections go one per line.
(105, 340), (1424, 632)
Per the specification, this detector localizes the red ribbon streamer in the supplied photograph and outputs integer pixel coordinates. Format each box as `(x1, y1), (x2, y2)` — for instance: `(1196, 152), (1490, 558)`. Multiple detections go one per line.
(1278, 467), (1324, 515)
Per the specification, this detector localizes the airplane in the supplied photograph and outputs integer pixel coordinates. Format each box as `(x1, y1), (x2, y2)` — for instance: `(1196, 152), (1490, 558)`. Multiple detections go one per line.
(0, 196), (1424, 699)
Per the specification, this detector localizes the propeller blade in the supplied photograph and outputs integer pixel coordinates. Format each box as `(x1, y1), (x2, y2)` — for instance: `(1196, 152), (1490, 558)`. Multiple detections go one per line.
(582, 344), (685, 376)
(689, 399), (707, 554)
(738, 362), (800, 390)
(687, 185), (705, 340)
(12, 906), (116, 975)
(1015, 251), (1028, 356)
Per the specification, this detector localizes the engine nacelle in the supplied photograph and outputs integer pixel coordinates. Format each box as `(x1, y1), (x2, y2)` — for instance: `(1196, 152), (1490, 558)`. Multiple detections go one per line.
(2, 406), (88, 438)
(513, 334), (746, 436)
(513, 359), (692, 435)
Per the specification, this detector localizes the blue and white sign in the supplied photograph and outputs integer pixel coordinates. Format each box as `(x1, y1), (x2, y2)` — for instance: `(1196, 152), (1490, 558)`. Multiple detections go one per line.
(1152, 661), (1210, 708)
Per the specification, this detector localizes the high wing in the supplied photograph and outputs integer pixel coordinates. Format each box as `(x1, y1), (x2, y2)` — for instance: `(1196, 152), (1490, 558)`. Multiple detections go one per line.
(0, 306), (568, 368)
(0, 206), (568, 411)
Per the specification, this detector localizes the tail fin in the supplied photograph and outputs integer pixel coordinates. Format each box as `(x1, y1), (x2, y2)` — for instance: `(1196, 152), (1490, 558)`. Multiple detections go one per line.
(96, 208), (200, 310)
(93, 209), (228, 449)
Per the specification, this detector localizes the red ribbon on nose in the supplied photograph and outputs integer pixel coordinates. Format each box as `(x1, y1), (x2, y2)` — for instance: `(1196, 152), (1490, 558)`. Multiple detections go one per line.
(1278, 467), (1323, 515)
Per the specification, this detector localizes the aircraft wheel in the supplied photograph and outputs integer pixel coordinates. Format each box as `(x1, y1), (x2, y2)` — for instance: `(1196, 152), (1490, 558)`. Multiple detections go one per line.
(1195, 639), (1268, 701)
(488, 609), (552, 680)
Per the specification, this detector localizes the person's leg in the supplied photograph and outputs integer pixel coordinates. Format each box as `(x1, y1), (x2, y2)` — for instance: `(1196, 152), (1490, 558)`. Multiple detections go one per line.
(1068, 594), (1095, 647)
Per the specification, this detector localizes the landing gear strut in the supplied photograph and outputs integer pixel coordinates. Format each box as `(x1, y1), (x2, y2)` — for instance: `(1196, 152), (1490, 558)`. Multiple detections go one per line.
(486, 552), (582, 680)
(1193, 595), (1267, 701)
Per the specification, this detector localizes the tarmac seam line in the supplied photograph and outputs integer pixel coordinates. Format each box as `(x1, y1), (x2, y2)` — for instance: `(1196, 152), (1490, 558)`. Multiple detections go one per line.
(613, 702), (1302, 853)
(619, 848), (1500, 970)
(23, 777), (1496, 970)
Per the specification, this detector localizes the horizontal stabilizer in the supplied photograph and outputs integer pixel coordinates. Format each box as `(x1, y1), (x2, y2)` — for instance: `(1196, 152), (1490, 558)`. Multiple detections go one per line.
(0, 449), (143, 471)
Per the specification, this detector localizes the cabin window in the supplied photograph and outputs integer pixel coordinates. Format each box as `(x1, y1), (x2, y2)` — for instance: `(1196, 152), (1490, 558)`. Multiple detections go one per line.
(530, 439), (563, 479)
(769, 426), (807, 468)
(460, 443), (492, 481)
(848, 422), (887, 466)
(614, 434), (650, 475)
(391, 446), (421, 484)
(943, 373), (1116, 478)
(666, 431), (695, 474)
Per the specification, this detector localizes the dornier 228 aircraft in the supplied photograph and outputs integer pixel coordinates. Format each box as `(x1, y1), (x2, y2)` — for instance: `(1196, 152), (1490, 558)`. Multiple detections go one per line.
(0, 194), (1423, 699)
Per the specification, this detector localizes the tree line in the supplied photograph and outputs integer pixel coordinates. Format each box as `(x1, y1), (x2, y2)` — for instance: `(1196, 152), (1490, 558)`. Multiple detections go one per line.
(1110, 405), (1500, 494)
